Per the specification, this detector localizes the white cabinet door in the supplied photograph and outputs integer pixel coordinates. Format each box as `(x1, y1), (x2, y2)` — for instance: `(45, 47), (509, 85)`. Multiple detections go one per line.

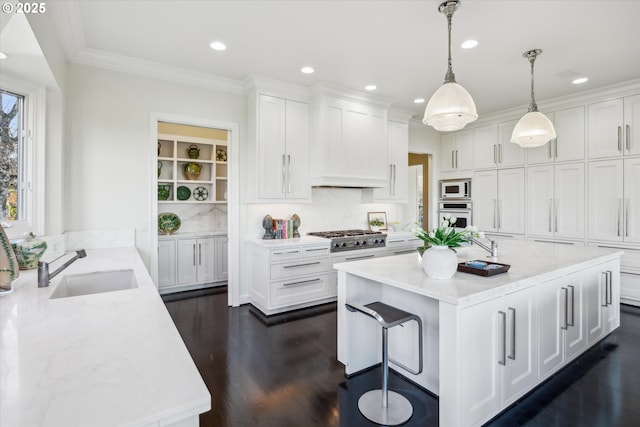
(257, 95), (287, 199)
(215, 235), (229, 281)
(538, 278), (565, 378)
(343, 106), (387, 181)
(497, 120), (525, 167)
(196, 237), (215, 283)
(563, 278), (586, 361)
(624, 94), (640, 156)
(256, 95), (310, 200)
(553, 106), (586, 162)
(498, 168), (525, 234)
(473, 170), (498, 232)
(177, 239), (198, 285)
(503, 286), (538, 405)
(158, 239), (176, 288)
(284, 100), (311, 200)
(440, 129), (473, 172)
(373, 120), (408, 201)
(588, 98), (624, 159)
(624, 157), (640, 243)
(473, 123), (498, 169)
(527, 165), (554, 237)
(588, 159), (624, 241)
(459, 296), (504, 426)
(554, 162), (585, 239)
(585, 265), (607, 344)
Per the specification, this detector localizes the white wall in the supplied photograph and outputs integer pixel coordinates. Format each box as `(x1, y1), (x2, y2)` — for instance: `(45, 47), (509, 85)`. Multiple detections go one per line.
(64, 64), (246, 265)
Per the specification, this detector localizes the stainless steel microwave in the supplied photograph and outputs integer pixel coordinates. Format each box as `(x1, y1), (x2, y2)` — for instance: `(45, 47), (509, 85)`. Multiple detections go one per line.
(440, 179), (471, 199)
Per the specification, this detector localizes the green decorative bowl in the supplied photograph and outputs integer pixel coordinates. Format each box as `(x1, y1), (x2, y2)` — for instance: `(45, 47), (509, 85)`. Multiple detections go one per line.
(176, 186), (191, 201)
(158, 212), (181, 234)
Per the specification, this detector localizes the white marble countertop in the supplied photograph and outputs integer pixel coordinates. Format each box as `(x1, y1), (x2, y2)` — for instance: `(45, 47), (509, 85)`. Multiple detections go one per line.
(0, 247), (210, 427)
(334, 240), (624, 306)
(247, 236), (330, 247)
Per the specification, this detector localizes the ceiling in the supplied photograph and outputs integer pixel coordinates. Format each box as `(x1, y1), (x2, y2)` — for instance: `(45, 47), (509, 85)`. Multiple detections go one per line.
(8, 1), (640, 117)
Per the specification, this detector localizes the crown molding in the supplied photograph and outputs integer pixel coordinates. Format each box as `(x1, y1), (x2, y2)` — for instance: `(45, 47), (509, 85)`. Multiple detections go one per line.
(311, 81), (394, 109)
(54, 0), (86, 62)
(74, 48), (244, 95)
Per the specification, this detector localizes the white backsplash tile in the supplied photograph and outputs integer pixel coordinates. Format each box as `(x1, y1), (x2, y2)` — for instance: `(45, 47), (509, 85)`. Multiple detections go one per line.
(158, 204), (227, 233)
(247, 187), (408, 238)
(66, 229), (135, 250)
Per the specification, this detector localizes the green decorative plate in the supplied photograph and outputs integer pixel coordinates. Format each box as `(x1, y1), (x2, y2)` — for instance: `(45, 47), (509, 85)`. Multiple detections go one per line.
(193, 186), (209, 201)
(158, 212), (181, 234)
(176, 186), (191, 200)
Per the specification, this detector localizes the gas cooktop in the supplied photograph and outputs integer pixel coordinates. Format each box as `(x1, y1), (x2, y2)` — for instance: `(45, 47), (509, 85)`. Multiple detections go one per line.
(308, 229), (386, 252)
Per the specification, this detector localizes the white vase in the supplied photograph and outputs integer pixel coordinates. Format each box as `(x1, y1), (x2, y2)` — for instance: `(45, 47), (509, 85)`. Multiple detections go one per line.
(421, 245), (458, 279)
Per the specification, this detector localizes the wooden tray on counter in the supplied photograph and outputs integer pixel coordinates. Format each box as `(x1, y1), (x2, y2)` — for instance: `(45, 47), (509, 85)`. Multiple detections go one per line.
(457, 260), (511, 277)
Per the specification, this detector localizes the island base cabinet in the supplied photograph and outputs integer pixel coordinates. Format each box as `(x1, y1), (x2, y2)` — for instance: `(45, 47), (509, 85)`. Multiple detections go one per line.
(158, 239), (177, 288)
(585, 260), (621, 344)
(456, 285), (538, 427)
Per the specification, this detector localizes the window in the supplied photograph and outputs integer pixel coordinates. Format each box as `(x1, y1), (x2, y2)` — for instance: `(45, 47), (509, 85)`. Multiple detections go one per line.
(0, 78), (45, 237)
(1, 89), (24, 222)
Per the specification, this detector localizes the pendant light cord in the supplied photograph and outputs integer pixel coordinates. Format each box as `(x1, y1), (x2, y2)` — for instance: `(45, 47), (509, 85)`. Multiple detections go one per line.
(527, 50), (539, 112)
(442, 1), (457, 83)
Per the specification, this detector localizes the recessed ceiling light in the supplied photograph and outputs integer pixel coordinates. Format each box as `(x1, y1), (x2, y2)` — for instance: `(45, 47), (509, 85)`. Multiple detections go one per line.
(209, 41), (227, 51)
(461, 39), (478, 49)
(301, 66), (314, 74)
(572, 77), (588, 85)
(365, 85), (377, 91)
(0, 52), (8, 60)
(414, 98), (425, 104)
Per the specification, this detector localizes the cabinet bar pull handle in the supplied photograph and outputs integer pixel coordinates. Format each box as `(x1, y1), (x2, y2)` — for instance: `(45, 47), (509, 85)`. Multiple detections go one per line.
(305, 247), (328, 252)
(274, 250), (300, 255)
(601, 272), (608, 307)
(554, 199), (559, 233)
(555, 139), (558, 158)
(283, 278), (321, 287)
(282, 154), (286, 193)
(548, 141), (552, 158)
(617, 199), (622, 237)
(549, 199), (553, 232)
(626, 199), (630, 237)
(287, 155), (291, 193)
(345, 254), (375, 261)
(494, 144), (498, 164)
(493, 199), (497, 229)
(499, 144), (503, 164)
(499, 311), (506, 366)
(456, 150), (459, 168)
(568, 285), (575, 327)
(193, 244), (196, 266)
(607, 271), (613, 306)
(199, 243), (202, 265)
(393, 249), (419, 255)
(626, 124), (631, 150)
(283, 261), (321, 269)
(618, 126), (622, 151)
(451, 151), (455, 169)
(508, 307), (516, 361)
(498, 199), (502, 230)
(561, 287), (568, 330)
(393, 164), (397, 195)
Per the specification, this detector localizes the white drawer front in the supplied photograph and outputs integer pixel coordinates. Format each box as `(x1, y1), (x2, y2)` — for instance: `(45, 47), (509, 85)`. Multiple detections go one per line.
(270, 274), (331, 308)
(302, 245), (330, 257)
(271, 258), (331, 280)
(270, 248), (302, 262)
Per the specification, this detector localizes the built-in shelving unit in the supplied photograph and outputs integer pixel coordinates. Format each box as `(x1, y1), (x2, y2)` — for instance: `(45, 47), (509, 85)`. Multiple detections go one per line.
(157, 133), (227, 204)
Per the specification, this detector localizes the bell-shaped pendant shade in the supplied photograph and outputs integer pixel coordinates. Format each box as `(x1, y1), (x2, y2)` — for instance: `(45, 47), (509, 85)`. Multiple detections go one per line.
(510, 111), (556, 147)
(423, 81), (478, 132)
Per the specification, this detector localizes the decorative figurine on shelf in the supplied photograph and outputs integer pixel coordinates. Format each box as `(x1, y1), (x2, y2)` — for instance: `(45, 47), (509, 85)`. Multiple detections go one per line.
(291, 213), (301, 237)
(183, 162), (202, 180)
(157, 160), (163, 178)
(187, 144), (200, 159)
(216, 148), (227, 162)
(158, 184), (171, 200)
(262, 215), (275, 240)
(157, 141), (161, 156)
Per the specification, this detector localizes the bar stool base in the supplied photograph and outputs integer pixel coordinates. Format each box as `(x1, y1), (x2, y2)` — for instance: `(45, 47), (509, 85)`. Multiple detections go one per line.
(358, 389), (413, 425)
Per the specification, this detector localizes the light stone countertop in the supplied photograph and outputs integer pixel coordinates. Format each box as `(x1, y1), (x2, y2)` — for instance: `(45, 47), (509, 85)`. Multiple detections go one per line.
(0, 247), (210, 427)
(335, 240), (624, 307)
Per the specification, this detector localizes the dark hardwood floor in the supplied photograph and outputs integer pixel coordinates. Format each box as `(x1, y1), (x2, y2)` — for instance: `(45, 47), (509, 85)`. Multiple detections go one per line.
(163, 288), (640, 427)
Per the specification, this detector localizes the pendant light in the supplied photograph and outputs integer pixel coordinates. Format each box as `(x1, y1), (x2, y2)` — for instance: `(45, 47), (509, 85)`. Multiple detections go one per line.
(511, 49), (556, 147)
(423, 0), (477, 132)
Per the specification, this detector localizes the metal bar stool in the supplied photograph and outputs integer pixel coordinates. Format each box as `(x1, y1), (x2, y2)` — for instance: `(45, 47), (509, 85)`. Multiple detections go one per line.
(346, 301), (423, 425)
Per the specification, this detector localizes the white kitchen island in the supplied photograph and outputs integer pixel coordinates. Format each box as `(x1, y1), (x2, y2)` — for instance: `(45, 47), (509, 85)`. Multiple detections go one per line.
(335, 240), (622, 427)
(0, 247), (210, 427)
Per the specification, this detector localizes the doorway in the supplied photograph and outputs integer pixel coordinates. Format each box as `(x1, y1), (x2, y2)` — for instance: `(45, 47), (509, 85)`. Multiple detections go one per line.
(409, 153), (429, 230)
(149, 112), (239, 307)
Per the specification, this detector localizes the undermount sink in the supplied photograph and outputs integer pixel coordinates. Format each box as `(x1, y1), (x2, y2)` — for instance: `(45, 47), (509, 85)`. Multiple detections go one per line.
(49, 269), (138, 299)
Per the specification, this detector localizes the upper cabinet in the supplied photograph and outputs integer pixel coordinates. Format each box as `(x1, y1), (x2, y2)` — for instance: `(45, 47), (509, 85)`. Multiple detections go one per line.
(441, 128), (473, 172)
(473, 121), (525, 169)
(246, 77), (312, 202)
(527, 106), (585, 164)
(588, 95), (640, 159)
(310, 84), (391, 187)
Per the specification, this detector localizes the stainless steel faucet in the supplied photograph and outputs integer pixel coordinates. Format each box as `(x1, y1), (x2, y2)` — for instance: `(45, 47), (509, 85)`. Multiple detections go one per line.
(470, 238), (498, 258)
(37, 249), (87, 287)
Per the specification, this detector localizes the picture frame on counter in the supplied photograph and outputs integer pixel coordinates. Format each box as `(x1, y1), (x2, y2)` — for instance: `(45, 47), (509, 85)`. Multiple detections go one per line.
(368, 211), (387, 231)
